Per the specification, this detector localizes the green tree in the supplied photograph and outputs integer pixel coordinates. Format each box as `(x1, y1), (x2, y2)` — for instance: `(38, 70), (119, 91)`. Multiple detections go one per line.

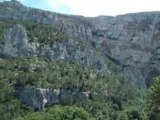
(146, 76), (160, 120)
(23, 105), (91, 120)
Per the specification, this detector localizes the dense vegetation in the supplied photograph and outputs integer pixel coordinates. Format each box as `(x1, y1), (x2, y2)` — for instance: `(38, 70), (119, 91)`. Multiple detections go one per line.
(22, 106), (92, 120)
(146, 77), (160, 119)
(0, 57), (148, 120)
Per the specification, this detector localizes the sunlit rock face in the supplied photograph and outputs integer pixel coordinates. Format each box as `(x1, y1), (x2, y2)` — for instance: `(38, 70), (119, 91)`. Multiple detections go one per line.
(1, 0), (160, 88)
(3, 24), (33, 57)
(3, 23), (107, 71)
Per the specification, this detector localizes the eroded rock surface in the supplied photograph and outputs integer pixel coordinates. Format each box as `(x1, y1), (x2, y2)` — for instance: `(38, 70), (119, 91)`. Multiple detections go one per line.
(16, 87), (91, 110)
(3, 24), (33, 57)
(1, 0), (160, 88)
(16, 87), (118, 110)
(2, 24), (106, 71)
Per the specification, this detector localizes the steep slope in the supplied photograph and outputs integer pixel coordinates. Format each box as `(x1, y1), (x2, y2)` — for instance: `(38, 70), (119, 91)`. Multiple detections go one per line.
(2, 22), (106, 70)
(0, 0), (158, 119)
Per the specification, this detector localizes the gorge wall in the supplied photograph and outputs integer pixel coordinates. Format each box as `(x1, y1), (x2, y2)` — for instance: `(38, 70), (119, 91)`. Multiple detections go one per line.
(1, 0), (160, 92)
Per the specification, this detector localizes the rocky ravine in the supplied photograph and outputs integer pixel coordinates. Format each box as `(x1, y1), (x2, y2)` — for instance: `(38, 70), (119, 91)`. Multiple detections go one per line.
(0, 0), (160, 109)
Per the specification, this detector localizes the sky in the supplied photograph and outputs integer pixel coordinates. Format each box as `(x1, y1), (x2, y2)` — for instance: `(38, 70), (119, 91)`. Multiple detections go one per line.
(2, 0), (160, 17)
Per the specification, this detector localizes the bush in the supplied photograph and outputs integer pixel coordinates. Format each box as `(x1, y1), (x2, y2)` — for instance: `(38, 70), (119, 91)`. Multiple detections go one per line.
(119, 112), (128, 120)
(126, 107), (140, 119)
(118, 105), (147, 120)
(24, 112), (54, 120)
(23, 105), (91, 120)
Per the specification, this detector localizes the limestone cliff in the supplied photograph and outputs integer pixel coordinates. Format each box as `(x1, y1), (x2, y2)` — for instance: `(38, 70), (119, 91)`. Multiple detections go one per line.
(1, 0), (160, 89)
(3, 24), (33, 57)
(2, 24), (106, 71)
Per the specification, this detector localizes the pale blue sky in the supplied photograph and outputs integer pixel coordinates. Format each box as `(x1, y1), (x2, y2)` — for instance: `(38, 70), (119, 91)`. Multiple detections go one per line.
(2, 0), (160, 17)
(20, 0), (71, 13)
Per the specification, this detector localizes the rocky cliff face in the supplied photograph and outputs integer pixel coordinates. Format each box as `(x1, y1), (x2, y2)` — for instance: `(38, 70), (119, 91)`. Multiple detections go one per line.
(16, 87), (117, 111)
(1, 0), (160, 89)
(2, 23), (106, 71)
(3, 24), (33, 57)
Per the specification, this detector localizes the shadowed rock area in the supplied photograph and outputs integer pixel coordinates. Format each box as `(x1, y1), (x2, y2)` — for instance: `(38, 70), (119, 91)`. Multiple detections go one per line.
(16, 87), (119, 111)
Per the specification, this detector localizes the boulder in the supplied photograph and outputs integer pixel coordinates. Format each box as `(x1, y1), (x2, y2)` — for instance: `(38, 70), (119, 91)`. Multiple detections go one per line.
(17, 87), (60, 110)
(16, 87), (106, 110)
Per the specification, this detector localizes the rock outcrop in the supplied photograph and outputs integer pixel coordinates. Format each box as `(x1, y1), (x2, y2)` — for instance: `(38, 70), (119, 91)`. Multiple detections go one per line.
(16, 87), (92, 110)
(17, 87), (61, 110)
(37, 41), (107, 70)
(2, 24), (106, 71)
(3, 24), (33, 57)
(16, 87), (118, 111)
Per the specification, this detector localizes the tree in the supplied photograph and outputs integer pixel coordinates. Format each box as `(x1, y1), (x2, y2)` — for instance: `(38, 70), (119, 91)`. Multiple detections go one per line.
(23, 105), (91, 120)
(146, 76), (160, 120)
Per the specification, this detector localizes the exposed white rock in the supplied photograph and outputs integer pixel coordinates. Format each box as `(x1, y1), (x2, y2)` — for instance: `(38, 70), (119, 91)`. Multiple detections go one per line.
(3, 24), (33, 57)
(1, 0), (160, 88)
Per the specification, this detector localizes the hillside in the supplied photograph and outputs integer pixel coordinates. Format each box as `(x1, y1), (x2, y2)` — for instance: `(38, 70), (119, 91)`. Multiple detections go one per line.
(0, 0), (160, 120)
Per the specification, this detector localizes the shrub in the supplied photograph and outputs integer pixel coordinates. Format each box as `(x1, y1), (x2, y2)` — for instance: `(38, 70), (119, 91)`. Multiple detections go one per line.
(146, 76), (160, 119)
(23, 105), (91, 120)
(119, 112), (129, 120)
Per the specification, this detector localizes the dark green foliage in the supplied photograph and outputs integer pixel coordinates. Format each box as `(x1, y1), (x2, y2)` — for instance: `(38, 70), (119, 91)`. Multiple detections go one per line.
(146, 76), (160, 109)
(118, 106), (147, 120)
(125, 107), (143, 120)
(78, 100), (110, 120)
(0, 78), (33, 120)
(23, 105), (91, 120)
(24, 112), (54, 120)
(119, 112), (129, 120)
(146, 76), (160, 120)
(0, 57), (99, 92)
(118, 93), (147, 120)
